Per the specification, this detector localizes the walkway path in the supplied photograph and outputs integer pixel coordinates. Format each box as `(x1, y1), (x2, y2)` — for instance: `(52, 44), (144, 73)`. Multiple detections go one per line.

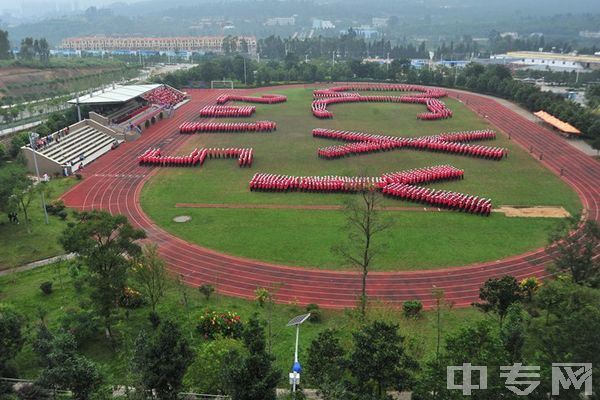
(60, 85), (600, 309)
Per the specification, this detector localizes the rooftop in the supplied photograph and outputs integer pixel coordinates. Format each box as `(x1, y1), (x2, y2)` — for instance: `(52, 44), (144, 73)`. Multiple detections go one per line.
(68, 84), (162, 105)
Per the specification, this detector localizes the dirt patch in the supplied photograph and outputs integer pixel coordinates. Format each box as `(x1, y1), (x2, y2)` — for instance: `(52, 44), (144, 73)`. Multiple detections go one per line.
(494, 206), (570, 218)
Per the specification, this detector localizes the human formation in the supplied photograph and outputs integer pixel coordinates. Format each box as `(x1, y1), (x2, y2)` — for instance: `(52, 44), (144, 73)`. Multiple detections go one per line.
(199, 105), (256, 118)
(311, 84), (452, 120)
(138, 147), (254, 167)
(313, 128), (507, 160)
(166, 86), (501, 216)
(249, 165), (491, 216)
(179, 121), (277, 133)
(216, 94), (287, 104)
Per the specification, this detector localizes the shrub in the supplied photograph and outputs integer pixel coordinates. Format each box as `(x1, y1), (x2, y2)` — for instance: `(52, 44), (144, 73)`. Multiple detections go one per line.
(75, 173), (83, 180)
(197, 310), (242, 339)
(151, 116), (156, 124)
(57, 210), (68, 220)
(403, 300), (423, 319)
(39, 281), (53, 295)
(59, 308), (99, 344)
(144, 120), (150, 129)
(119, 287), (146, 309)
(199, 284), (215, 301)
(305, 303), (322, 323)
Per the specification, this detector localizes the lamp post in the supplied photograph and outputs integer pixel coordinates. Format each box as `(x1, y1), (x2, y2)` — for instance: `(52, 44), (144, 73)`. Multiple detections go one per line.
(29, 132), (49, 225)
(287, 313), (311, 395)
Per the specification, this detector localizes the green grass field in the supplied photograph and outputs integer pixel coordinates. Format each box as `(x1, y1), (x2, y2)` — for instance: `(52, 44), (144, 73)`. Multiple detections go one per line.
(0, 174), (78, 270)
(1, 263), (483, 384)
(141, 87), (581, 271)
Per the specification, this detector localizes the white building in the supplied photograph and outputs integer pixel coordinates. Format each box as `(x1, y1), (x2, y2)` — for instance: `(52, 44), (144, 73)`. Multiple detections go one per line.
(312, 19), (335, 29)
(371, 17), (388, 27)
(264, 17), (296, 26)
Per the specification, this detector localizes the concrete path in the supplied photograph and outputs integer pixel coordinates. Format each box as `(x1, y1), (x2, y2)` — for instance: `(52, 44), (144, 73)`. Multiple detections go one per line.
(0, 253), (76, 276)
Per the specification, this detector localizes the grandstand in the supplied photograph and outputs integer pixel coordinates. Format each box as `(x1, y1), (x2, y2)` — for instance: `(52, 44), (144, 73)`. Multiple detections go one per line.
(21, 84), (188, 176)
(21, 120), (121, 176)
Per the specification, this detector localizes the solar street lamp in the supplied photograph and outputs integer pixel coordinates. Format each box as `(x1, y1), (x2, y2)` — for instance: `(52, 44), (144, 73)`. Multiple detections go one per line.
(287, 313), (311, 394)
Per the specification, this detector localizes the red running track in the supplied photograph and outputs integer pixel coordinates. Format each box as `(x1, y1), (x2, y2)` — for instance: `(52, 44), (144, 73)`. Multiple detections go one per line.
(61, 86), (600, 309)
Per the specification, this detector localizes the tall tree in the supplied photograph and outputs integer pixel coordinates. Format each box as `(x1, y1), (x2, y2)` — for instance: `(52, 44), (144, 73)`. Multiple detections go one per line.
(222, 317), (281, 400)
(0, 304), (25, 375)
(0, 30), (10, 60)
(133, 243), (168, 312)
(349, 321), (416, 397)
(36, 332), (103, 400)
(306, 329), (347, 398)
(473, 275), (523, 327)
(60, 210), (146, 343)
(550, 218), (600, 287)
(334, 190), (392, 318)
(133, 319), (194, 400)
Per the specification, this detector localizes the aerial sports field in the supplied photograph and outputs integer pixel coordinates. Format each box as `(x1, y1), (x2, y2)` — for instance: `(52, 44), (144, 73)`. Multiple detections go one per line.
(62, 84), (599, 308)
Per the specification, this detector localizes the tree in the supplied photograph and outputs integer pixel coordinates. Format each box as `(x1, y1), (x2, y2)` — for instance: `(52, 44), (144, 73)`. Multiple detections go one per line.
(36, 332), (103, 400)
(424, 320), (512, 400)
(0, 304), (25, 376)
(222, 317), (281, 400)
(133, 319), (194, 400)
(473, 275), (523, 327)
(19, 37), (34, 59)
(529, 280), (600, 398)
(334, 190), (393, 318)
(349, 321), (416, 397)
(184, 338), (243, 394)
(133, 243), (167, 312)
(550, 218), (600, 287)
(0, 30), (9, 60)
(306, 329), (346, 397)
(60, 210), (146, 343)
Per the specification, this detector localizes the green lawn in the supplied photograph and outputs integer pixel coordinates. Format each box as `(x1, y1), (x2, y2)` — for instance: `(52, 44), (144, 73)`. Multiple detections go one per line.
(1, 263), (483, 384)
(140, 87), (581, 271)
(0, 174), (78, 271)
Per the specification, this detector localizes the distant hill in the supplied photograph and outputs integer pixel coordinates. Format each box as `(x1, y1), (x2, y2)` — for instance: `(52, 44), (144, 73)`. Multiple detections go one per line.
(4, 0), (600, 47)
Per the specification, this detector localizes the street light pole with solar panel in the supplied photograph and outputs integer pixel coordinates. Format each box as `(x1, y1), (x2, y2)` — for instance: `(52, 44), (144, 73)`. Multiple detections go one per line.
(287, 313), (311, 395)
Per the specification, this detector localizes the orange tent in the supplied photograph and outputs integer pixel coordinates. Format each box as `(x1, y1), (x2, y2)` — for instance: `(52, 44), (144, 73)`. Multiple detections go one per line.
(534, 111), (581, 136)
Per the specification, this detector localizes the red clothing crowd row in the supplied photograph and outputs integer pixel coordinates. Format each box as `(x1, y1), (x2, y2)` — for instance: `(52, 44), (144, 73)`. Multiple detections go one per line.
(382, 183), (492, 216)
(216, 94), (287, 104)
(311, 95), (452, 120)
(382, 165), (464, 185)
(138, 147), (254, 167)
(179, 121), (277, 133)
(249, 173), (385, 192)
(312, 84), (448, 99)
(311, 84), (451, 120)
(249, 165), (464, 192)
(312, 128), (506, 160)
(142, 86), (186, 107)
(199, 105), (256, 118)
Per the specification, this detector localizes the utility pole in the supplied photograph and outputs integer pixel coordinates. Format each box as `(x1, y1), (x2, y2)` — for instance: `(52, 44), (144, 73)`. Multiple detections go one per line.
(243, 56), (247, 86)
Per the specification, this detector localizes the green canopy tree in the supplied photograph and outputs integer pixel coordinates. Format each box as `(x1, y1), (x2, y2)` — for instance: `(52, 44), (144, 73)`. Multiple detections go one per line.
(349, 321), (417, 398)
(133, 319), (194, 400)
(60, 210), (146, 343)
(222, 317), (281, 400)
(36, 332), (103, 400)
(473, 275), (523, 327)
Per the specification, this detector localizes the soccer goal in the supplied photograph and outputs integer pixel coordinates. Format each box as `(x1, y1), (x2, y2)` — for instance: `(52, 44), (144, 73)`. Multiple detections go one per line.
(210, 80), (234, 89)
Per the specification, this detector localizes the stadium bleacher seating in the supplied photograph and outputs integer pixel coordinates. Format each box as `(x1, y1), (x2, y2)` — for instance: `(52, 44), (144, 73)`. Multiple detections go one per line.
(33, 123), (119, 172)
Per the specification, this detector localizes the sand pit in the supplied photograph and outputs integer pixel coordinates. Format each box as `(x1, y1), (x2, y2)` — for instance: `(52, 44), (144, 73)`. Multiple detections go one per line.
(494, 206), (571, 218)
